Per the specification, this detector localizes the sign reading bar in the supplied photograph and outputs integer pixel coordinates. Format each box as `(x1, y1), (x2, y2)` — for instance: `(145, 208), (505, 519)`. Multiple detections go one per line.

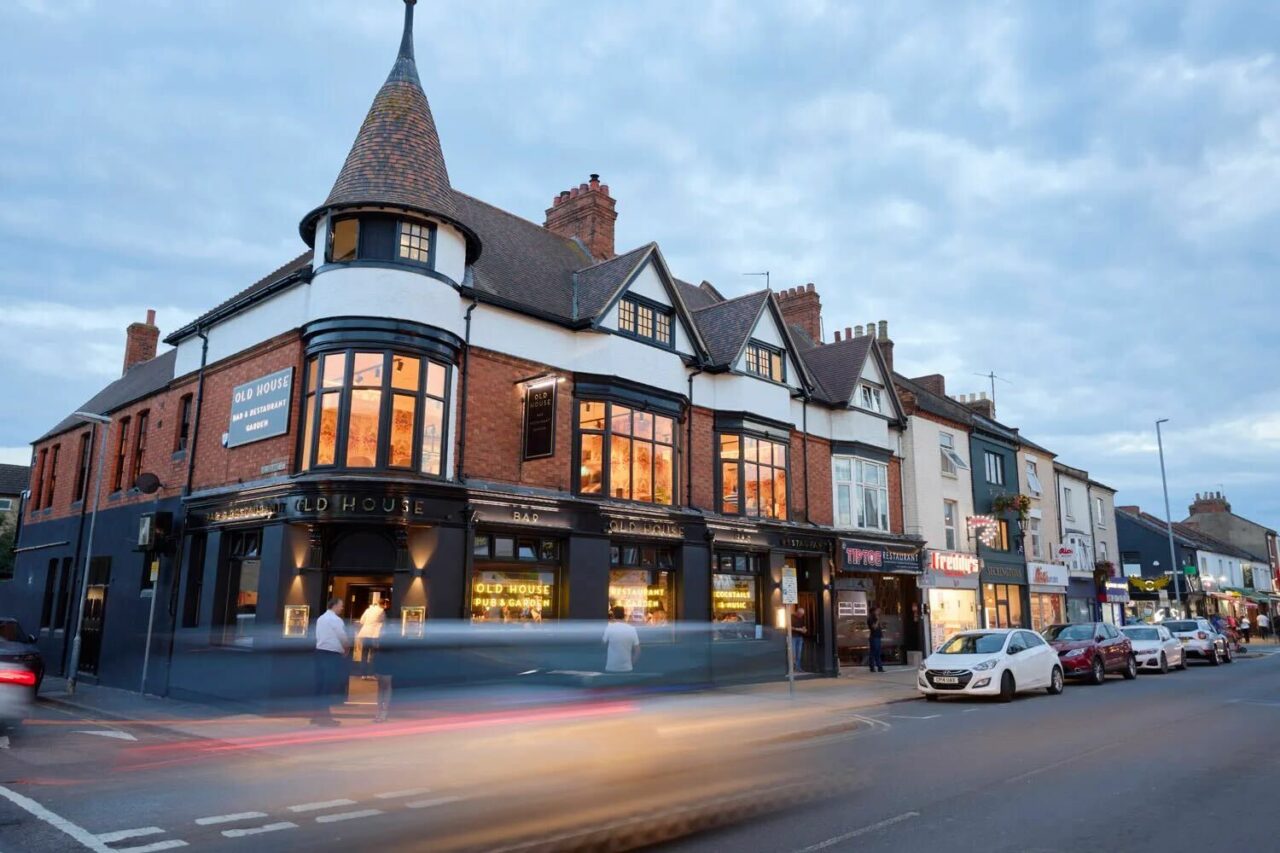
(228, 367), (293, 448)
(781, 565), (799, 605)
(521, 381), (557, 461)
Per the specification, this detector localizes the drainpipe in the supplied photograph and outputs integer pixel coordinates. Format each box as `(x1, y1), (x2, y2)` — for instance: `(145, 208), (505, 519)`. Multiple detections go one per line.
(686, 368), (702, 508)
(59, 427), (97, 677)
(456, 300), (479, 483)
(183, 328), (210, 497)
(801, 397), (810, 524)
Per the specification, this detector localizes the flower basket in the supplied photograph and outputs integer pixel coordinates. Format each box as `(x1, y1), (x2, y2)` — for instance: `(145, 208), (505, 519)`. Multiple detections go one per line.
(991, 493), (1032, 522)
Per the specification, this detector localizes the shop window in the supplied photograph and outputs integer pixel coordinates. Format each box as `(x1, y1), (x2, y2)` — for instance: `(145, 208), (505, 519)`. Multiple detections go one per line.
(719, 434), (788, 519)
(617, 297), (672, 347)
(73, 431), (91, 502)
(712, 553), (763, 639)
(111, 416), (131, 493)
(214, 530), (260, 647)
(609, 546), (674, 627)
(43, 443), (59, 509)
(833, 456), (888, 531)
(175, 393), (193, 453)
(300, 350), (449, 476)
(471, 536), (560, 623)
(983, 583), (1024, 628)
(744, 341), (784, 382)
(576, 401), (676, 505)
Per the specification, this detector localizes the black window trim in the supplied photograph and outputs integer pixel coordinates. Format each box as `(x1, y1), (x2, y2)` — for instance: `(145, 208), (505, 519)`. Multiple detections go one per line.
(742, 338), (787, 384)
(324, 212), (438, 271)
(614, 293), (676, 351)
(572, 397), (681, 507)
(715, 429), (791, 521)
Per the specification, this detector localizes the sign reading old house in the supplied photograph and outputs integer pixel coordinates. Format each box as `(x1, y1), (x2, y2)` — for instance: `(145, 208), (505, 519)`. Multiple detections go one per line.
(227, 367), (293, 448)
(521, 381), (557, 461)
(605, 516), (684, 539)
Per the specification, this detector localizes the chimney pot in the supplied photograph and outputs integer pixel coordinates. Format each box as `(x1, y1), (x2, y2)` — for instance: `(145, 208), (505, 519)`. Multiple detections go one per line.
(850, 325), (858, 337)
(834, 331), (842, 342)
(878, 320), (888, 339)
(122, 309), (160, 375)
(979, 391), (988, 400)
(146, 308), (156, 325)
(545, 175), (618, 260)
(806, 282), (815, 292)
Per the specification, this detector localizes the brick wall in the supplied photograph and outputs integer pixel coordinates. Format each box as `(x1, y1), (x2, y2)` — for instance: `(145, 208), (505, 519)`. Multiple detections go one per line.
(803, 434), (833, 525)
(889, 455), (904, 534)
(689, 406), (715, 511)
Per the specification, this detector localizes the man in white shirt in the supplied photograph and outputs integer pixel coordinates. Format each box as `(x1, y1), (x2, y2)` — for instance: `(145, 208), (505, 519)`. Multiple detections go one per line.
(355, 598), (388, 679)
(603, 606), (641, 673)
(313, 597), (349, 726)
(1258, 612), (1271, 642)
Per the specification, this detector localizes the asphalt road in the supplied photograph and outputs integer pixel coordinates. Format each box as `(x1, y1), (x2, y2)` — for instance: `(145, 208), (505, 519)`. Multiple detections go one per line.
(1, 649), (1278, 852)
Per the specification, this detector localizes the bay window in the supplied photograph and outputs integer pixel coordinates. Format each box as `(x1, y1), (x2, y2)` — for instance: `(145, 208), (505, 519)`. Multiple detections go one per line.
(834, 456), (889, 531)
(577, 401), (676, 505)
(300, 349), (449, 475)
(718, 434), (788, 519)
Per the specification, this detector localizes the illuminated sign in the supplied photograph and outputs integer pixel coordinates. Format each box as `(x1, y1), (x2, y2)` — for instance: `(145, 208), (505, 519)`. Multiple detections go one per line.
(968, 515), (1000, 547)
(606, 517), (684, 539)
(841, 540), (922, 572)
(227, 367), (293, 448)
(928, 551), (980, 576)
(208, 502), (282, 524)
(471, 581), (554, 611)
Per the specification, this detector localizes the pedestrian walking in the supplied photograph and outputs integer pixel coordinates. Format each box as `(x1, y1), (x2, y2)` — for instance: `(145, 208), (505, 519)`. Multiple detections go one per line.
(355, 597), (388, 679)
(603, 605), (641, 673)
(312, 597), (349, 726)
(1240, 615), (1252, 644)
(867, 606), (885, 673)
(790, 605), (809, 673)
(370, 634), (394, 723)
(1258, 612), (1270, 641)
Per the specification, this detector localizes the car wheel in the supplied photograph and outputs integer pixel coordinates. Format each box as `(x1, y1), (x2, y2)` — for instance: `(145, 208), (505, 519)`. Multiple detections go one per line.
(998, 671), (1015, 703)
(925, 693), (940, 702)
(1090, 656), (1106, 684)
(1159, 653), (1168, 674)
(1224, 645), (1234, 663)
(1210, 646), (1221, 665)
(1123, 655), (1138, 680)
(1047, 666), (1064, 695)
(1178, 652), (1188, 670)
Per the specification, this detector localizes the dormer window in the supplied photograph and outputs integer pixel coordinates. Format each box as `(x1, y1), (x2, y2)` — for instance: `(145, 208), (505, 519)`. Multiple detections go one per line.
(744, 341), (784, 382)
(326, 215), (436, 267)
(617, 297), (672, 347)
(859, 384), (883, 413)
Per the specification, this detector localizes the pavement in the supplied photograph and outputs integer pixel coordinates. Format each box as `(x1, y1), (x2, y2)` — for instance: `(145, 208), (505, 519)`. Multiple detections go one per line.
(4, 650), (1278, 851)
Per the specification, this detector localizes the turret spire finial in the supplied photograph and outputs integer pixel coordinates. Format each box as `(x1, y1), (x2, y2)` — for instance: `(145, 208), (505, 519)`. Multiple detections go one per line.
(387, 0), (419, 84)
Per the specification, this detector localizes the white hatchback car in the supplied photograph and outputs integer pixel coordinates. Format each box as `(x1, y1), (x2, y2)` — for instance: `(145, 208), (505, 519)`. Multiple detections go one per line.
(918, 629), (1064, 702)
(1120, 624), (1185, 673)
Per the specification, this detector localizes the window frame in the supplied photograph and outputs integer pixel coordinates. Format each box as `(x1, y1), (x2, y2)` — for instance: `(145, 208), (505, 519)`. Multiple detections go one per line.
(73, 431), (91, 503)
(833, 455), (890, 531)
(939, 432), (968, 476)
(31, 448), (46, 510)
(44, 443), (60, 509)
(1094, 496), (1105, 525)
(743, 340), (785, 383)
(1026, 459), (1043, 495)
(130, 410), (149, 489)
(111, 416), (132, 493)
(574, 400), (679, 506)
(984, 450), (1004, 486)
(1029, 516), (1042, 559)
(326, 214), (437, 269)
(298, 349), (451, 477)
(859, 384), (884, 414)
(175, 393), (193, 453)
(716, 432), (790, 520)
(615, 295), (674, 349)
(943, 499), (958, 550)
(1064, 487), (1075, 521)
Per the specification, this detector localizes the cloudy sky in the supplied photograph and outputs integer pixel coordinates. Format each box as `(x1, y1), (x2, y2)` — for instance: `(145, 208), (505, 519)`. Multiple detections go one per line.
(2, 0), (1277, 528)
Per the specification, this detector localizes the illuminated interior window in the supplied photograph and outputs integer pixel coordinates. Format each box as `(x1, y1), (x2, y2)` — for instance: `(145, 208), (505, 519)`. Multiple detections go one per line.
(399, 221), (430, 263)
(576, 400), (676, 505)
(617, 297), (673, 347)
(329, 217), (358, 262)
(744, 341), (784, 382)
(719, 433), (788, 519)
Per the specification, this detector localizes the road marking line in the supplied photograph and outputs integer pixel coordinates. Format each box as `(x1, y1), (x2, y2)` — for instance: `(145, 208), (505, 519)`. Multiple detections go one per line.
(1005, 743), (1111, 784)
(374, 788), (430, 800)
(405, 795), (463, 810)
(287, 799), (356, 813)
(962, 708), (982, 713)
(887, 714), (941, 720)
(194, 812), (268, 826)
(314, 809), (383, 823)
(96, 828), (165, 843)
(793, 811), (920, 852)
(114, 841), (188, 853)
(0, 784), (113, 852)
(74, 730), (138, 741)
(220, 822), (297, 838)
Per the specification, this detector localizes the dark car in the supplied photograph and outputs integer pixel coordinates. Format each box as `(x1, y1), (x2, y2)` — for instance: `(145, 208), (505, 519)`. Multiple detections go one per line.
(1042, 622), (1137, 684)
(0, 618), (44, 726)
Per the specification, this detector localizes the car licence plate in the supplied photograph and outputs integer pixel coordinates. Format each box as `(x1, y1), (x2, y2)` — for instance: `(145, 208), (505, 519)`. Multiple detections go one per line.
(1179, 638), (1190, 644)
(934, 676), (959, 684)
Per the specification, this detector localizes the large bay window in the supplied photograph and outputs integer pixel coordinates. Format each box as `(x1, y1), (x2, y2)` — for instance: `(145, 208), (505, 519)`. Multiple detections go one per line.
(300, 350), (449, 475)
(577, 401), (676, 505)
(834, 456), (889, 531)
(719, 434), (788, 519)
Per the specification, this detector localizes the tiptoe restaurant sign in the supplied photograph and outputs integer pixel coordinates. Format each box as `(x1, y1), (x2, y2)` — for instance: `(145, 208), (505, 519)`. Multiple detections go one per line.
(227, 367), (293, 448)
(840, 540), (922, 573)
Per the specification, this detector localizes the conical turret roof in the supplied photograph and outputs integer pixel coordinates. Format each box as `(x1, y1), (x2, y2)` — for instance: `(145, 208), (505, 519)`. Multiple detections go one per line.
(300, 0), (480, 260)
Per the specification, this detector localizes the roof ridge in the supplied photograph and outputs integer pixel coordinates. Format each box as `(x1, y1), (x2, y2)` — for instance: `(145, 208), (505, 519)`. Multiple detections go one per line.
(575, 242), (653, 273)
(691, 288), (768, 313)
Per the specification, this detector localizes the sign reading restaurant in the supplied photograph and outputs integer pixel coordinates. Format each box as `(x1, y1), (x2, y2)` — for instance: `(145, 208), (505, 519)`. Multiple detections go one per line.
(227, 367), (293, 448)
(840, 540), (922, 572)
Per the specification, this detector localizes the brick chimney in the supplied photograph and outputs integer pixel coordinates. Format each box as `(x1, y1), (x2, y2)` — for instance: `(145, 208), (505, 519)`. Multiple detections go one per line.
(876, 319), (894, 372)
(1189, 491), (1231, 515)
(544, 174), (617, 261)
(123, 309), (159, 375)
(776, 283), (822, 344)
(911, 374), (946, 397)
(953, 392), (994, 419)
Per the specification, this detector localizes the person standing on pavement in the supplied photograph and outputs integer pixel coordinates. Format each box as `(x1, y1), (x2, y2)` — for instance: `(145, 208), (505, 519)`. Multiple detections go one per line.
(312, 597), (349, 726)
(1258, 612), (1270, 641)
(1240, 615), (1252, 644)
(867, 606), (885, 673)
(790, 606), (809, 673)
(603, 606), (641, 673)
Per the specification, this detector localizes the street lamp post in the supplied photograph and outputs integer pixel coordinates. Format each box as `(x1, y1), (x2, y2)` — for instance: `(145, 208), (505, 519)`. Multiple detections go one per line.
(1155, 419), (1184, 617)
(67, 411), (111, 694)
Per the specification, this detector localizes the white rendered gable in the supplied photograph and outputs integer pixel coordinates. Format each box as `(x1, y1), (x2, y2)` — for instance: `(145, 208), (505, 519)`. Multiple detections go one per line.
(599, 258), (694, 356)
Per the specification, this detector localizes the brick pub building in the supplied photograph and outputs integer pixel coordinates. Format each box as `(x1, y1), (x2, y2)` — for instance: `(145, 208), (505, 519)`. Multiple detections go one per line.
(7, 1), (923, 701)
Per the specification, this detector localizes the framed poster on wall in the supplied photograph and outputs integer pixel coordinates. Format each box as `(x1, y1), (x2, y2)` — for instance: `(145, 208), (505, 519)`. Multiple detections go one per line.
(283, 604), (310, 638)
(401, 606), (426, 638)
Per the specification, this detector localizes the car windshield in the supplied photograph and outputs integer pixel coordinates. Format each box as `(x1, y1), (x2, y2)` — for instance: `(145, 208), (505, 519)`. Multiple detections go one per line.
(1162, 621), (1198, 633)
(0, 621), (22, 642)
(1043, 624), (1095, 641)
(938, 633), (1006, 654)
(1122, 627), (1160, 641)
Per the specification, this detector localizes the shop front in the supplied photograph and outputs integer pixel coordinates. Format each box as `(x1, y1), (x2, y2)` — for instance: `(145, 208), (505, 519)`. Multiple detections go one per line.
(834, 539), (923, 667)
(1067, 576), (1097, 623)
(980, 560), (1028, 629)
(1125, 575), (1175, 623)
(1099, 578), (1130, 625)
(1027, 561), (1070, 632)
(919, 550), (981, 652)
(773, 531), (836, 674)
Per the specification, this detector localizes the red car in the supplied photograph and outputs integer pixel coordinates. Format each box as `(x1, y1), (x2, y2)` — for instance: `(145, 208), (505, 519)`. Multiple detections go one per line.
(1042, 622), (1137, 684)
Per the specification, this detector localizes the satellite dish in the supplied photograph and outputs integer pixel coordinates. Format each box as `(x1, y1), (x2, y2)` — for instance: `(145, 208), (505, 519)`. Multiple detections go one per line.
(134, 472), (162, 494)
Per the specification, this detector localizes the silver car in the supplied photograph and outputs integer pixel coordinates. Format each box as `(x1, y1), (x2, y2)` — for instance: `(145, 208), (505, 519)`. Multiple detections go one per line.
(1120, 624), (1185, 673)
(1161, 618), (1232, 665)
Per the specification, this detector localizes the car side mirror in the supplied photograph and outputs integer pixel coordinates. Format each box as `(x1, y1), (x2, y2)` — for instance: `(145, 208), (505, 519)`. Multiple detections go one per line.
(1095, 635), (1105, 642)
